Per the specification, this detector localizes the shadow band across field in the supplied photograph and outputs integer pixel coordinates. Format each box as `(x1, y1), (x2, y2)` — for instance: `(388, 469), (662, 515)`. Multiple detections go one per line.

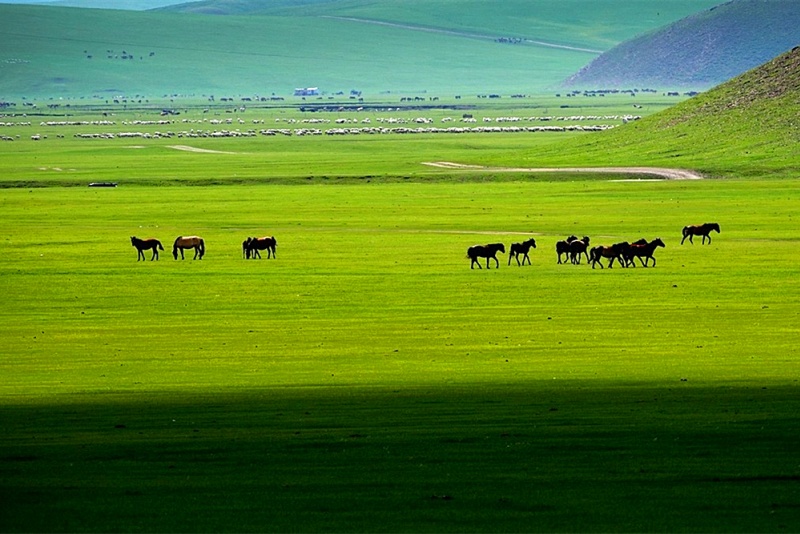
(2, 382), (800, 532)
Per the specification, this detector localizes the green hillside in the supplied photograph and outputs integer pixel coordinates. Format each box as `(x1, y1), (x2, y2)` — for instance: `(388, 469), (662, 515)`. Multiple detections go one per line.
(564, 0), (800, 89)
(161, 0), (721, 52)
(526, 46), (800, 178)
(0, 1), (720, 98)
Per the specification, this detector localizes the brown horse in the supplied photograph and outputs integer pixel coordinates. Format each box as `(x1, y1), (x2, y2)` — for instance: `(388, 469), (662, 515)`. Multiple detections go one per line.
(467, 243), (505, 269)
(130, 236), (163, 261)
(569, 236), (591, 265)
(681, 223), (720, 245)
(626, 238), (665, 267)
(245, 236), (277, 259)
(588, 241), (630, 269)
(508, 238), (536, 266)
(555, 235), (578, 264)
(173, 235), (205, 260)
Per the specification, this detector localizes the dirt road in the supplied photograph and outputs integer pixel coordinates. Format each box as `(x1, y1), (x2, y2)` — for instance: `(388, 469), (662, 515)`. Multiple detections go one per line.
(422, 162), (704, 180)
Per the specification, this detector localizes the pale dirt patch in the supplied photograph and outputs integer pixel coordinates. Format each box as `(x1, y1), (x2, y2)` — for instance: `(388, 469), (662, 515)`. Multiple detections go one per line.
(168, 145), (236, 155)
(422, 162), (704, 180)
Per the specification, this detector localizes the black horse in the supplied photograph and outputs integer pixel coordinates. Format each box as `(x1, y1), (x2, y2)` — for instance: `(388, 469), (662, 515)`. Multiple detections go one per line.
(130, 236), (163, 261)
(626, 237), (665, 267)
(245, 236), (277, 259)
(467, 243), (505, 269)
(555, 235), (578, 264)
(589, 241), (630, 269)
(681, 223), (720, 245)
(569, 236), (591, 265)
(508, 238), (536, 266)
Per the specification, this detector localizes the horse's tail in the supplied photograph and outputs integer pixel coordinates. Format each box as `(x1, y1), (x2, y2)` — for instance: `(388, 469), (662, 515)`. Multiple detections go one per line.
(157, 240), (164, 251)
(199, 238), (205, 258)
(681, 226), (689, 237)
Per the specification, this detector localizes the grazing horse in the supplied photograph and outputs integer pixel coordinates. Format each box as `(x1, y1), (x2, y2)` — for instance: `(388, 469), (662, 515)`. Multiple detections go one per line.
(173, 235), (205, 260)
(681, 222), (720, 245)
(130, 236), (163, 261)
(508, 238), (536, 266)
(589, 241), (630, 269)
(467, 243), (505, 269)
(569, 236), (591, 265)
(555, 235), (578, 264)
(627, 237), (665, 267)
(246, 236), (277, 259)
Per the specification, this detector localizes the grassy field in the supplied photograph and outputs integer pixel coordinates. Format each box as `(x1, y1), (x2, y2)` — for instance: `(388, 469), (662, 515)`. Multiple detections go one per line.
(0, 93), (688, 186)
(2, 176), (800, 532)
(0, 0), (722, 98)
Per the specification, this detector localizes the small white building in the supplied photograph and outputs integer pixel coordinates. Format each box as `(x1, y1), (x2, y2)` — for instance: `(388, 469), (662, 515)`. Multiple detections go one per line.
(294, 87), (319, 97)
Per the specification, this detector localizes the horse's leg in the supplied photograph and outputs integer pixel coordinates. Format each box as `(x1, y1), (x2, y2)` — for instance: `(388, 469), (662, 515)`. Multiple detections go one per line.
(523, 253), (530, 266)
(151, 248), (157, 261)
(508, 253), (512, 266)
(493, 255), (500, 269)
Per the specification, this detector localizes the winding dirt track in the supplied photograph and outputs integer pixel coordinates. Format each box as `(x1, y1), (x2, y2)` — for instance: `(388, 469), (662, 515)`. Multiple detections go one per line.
(422, 162), (704, 180)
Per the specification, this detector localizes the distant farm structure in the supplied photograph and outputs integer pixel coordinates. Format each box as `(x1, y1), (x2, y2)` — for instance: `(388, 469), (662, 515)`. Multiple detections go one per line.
(294, 87), (320, 97)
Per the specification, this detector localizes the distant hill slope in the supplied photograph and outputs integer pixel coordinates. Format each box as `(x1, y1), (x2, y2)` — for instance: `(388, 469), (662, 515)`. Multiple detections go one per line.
(0, 1), (719, 98)
(49, 0), (187, 8)
(563, 0), (800, 90)
(158, 0), (721, 53)
(531, 46), (800, 178)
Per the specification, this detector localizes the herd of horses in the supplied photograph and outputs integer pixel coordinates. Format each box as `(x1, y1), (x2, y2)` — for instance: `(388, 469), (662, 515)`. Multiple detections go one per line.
(131, 222), (719, 268)
(129, 235), (277, 261)
(467, 222), (719, 269)
(130, 235), (206, 261)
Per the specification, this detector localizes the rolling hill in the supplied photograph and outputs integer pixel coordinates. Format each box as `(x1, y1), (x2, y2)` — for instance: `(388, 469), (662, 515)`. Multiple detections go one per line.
(528, 46), (800, 178)
(0, 0), (720, 98)
(563, 0), (800, 90)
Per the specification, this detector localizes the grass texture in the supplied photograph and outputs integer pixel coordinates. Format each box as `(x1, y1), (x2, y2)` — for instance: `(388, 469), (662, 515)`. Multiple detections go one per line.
(1, 179), (800, 532)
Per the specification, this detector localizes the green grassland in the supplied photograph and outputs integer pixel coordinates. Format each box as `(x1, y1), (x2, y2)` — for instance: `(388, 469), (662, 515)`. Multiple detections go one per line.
(2, 176), (800, 531)
(0, 0), (721, 98)
(2, 40), (800, 533)
(0, 93), (690, 186)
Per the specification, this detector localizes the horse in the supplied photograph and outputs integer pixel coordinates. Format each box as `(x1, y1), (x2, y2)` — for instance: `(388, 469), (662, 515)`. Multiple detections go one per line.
(681, 223), (720, 245)
(622, 238), (647, 266)
(245, 236), (277, 259)
(173, 235), (205, 260)
(467, 243), (505, 269)
(508, 238), (536, 266)
(130, 236), (163, 261)
(626, 238), (665, 267)
(588, 241), (630, 269)
(555, 235), (578, 264)
(569, 236), (591, 265)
